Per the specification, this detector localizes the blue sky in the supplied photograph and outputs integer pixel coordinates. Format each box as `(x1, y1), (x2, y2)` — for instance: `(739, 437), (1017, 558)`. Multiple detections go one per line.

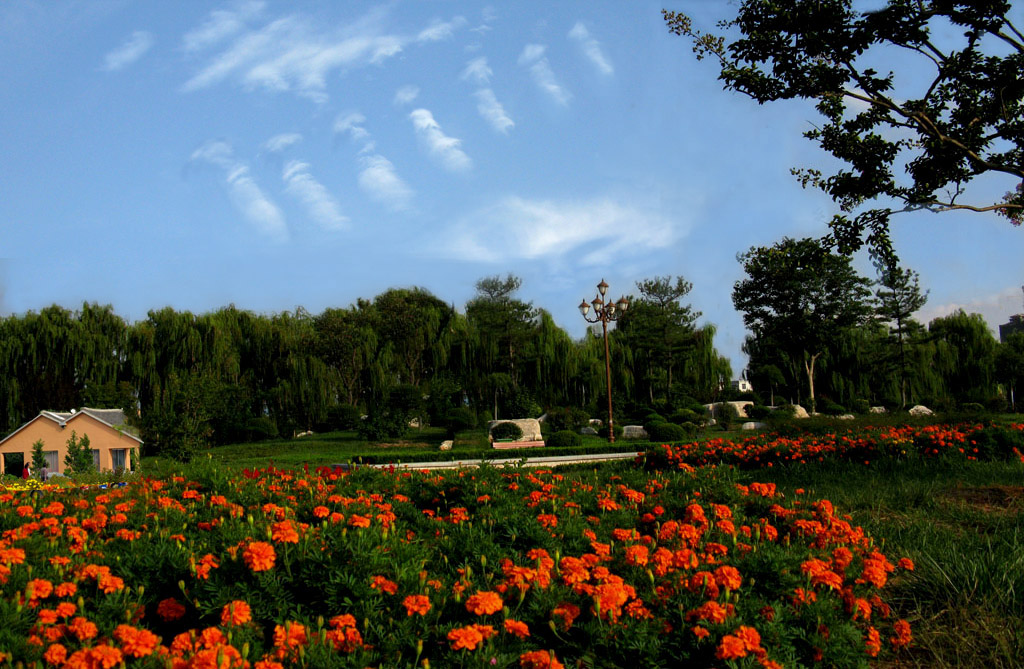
(2, 0), (1022, 376)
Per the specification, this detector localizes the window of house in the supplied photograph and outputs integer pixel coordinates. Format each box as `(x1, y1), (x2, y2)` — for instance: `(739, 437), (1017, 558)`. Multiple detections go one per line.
(92, 450), (101, 469)
(111, 449), (126, 471)
(44, 451), (58, 472)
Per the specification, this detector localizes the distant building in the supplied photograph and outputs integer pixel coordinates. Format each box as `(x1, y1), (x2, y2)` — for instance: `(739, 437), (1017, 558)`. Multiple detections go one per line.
(999, 287), (1024, 343)
(731, 370), (754, 394)
(0, 408), (141, 476)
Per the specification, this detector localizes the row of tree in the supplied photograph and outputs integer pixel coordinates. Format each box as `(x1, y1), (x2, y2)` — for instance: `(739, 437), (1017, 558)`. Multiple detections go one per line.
(735, 237), (1024, 413)
(1, 256), (1020, 459)
(0, 275), (728, 459)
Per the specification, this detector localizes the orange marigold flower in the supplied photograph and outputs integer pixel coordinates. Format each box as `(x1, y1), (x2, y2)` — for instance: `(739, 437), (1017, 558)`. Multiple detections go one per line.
(551, 602), (580, 631)
(624, 545), (649, 567)
(370, 575), (399, 595)
(347, 514), (371, 528)
(98, 574), (125, 594)
(402, 594), (431, 617)
(27, 578), (54, 600)
(221, 600), (252, 626)
(113, 624), (160, 658)
(271, 520), (300, 544)
(692, 626), (710, 639)
(254, 661), (285, 669)
(465, 590), (504, 616)
(898, 557), (915, 571)
(890, 619), (912, 649)
(504, 619), (530, 639)
(519, 649), (565, 669)
(865, 627), (882, 657)
(447, 624), (494, 651)
(38, 609), (59, 625)
(43, 643), (67, 666)
(273, 621), (308, 655)
(69, 616), (98, 641)
(312, 506), (330, 519)
(157, 598), (186, 622)
(715, 634), (749, 661)
(686, 600), (730, 624)
(55, 602), (77, 618)
(714, 565), (742, 591)
(243, 541), (276, 572)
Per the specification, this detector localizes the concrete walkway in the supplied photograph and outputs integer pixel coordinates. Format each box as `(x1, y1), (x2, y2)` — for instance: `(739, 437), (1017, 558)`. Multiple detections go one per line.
(367, 450), (644, 471)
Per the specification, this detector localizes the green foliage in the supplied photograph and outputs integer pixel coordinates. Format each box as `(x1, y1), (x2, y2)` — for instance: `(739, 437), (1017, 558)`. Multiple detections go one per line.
(665, 0), (1024, 257)
(546, 429), (584, 448)
(30, 439), (47, 474)
(850, 399), (871, 415)
(502, 387), (541, 418)
(321, 404), (362, 431)
(715, 402), (740, 431)
(746, 405), (772, 421)
(490, 421), (523, 441)
(647, 422), (690, 443)
(63, 431), (95, 475)
(598, 423), (625, 440)
(820, 400), (848, 416)
(443, 407), (477, 437)
(543, 406), (591, 433)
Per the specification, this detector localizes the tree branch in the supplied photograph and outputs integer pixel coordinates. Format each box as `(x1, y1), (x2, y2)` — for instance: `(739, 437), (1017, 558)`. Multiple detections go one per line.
(999, 17), (1024, 52)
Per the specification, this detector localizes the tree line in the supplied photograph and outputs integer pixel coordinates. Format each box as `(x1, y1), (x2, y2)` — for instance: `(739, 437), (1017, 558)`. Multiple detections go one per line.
(0, 275), (728, 459)
(1, 260), (1020, 460)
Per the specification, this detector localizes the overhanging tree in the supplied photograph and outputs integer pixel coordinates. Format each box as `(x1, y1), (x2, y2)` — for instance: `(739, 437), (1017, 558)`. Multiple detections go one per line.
(733, 237), (873, 412)
(665, 1), (1024, 257)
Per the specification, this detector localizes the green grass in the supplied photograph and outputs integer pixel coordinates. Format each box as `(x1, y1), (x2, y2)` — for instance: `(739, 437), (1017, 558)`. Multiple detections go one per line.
(732, 456), (1024, 668)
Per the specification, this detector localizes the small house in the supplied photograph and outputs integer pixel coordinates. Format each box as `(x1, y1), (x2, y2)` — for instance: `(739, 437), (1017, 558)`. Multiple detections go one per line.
(0, 408), (142, 476)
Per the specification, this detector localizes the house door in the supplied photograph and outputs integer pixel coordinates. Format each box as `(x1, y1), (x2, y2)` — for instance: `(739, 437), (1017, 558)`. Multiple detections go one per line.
(3, 452), (25, 477)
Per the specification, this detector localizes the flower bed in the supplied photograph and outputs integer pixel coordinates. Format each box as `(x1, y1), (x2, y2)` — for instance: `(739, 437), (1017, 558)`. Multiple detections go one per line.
(645, 423), (1024, 473)
(0, 453), (923, 668)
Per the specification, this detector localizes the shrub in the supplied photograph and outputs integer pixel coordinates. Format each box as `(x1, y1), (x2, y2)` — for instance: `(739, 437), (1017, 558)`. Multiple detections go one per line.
(246, 417), (279, 441)
(985, 395), (1009, 413)
(747, 405), (772, 421)
(444, 407), (477, 437)
(543, 406), (590, 433)
(598, 423), (625, 440)
(328, 404), (363, 430)
(959, 402), (987, 416)
(851, 398), (871, 415)
(648, 422), (690, 443)
(820, 400), (847, 416)
(490, 421), (523, 441)
(546, 430), (583, 448)
(669, 408), (700, 425)
(715, 402), (740, 430)
(772, 404), (798, 420)
(503, 389), (541, 418)
(643, 418), (667, 436)
(358, 406), (409, 441)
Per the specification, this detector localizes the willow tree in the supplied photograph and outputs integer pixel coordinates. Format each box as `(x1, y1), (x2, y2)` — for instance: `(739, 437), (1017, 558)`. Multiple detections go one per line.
(929, 310), (999, 405)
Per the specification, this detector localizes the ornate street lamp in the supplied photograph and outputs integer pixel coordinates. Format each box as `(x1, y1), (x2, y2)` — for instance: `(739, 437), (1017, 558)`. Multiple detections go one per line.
(579, 279), (629, 443)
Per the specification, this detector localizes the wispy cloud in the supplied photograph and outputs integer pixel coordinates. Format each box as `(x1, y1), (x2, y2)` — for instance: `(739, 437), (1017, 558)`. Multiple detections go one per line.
(441, 196), (675, 263)
(409, 109), (472, 171)
(460, 57), (491, 85)
(568, 22), (613, 75)
(190, 140), (288, 242)
(282, 161), (348, 231)
(394, 85), (419, 106)
(181, 8), (464, 103)
(182, 1), (265, 54)
(262, 132), (302, 153)
(333, 111), (414, 210)
(416, 16), (466, 43)
(918, 285), (1023, 334)
(473, 89), (513, 134)
(103, 31), (154, 71)
(358, 154), (413, 211)
(518, 44), (570, 106)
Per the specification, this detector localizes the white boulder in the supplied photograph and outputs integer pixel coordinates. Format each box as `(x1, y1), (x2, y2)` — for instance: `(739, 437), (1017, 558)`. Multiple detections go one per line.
(909, 405), (934, 416)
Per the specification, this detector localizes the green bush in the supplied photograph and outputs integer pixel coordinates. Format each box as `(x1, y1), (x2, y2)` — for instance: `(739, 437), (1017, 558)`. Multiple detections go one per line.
(490, 421), (524, 441)
(546, 430), (583, 448)
(643, 418), (667, 436)
(246, 417), (279, 441)
(820, 400), (847, 416)
(444, 407), (477, 437)
(503, 389), (541, 418)
(746, 405), (772, 421)
(669, 408), (700, 425)
(648, 422), (690, 443)
(715, 402), (740, 430)
(328, 404), (363, 430)
(598, 423), (625, 440)
(543, 406), (590, 433)
(851, 399), (871, 415)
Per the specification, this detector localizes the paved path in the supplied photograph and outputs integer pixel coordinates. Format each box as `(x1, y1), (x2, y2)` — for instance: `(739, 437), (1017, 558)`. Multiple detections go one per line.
(367, 451), (644, 471)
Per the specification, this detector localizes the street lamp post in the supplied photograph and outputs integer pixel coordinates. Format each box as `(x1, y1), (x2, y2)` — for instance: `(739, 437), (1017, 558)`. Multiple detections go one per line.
(579, 279), (629, 443)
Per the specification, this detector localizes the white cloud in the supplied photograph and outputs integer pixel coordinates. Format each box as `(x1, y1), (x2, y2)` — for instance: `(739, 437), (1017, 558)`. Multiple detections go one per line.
(917, 286), (1024, 335)
(182, 1), (265, 54)
(441, 196), (675, 263)
(518, 44), (570, 106)
(190, 140), (288, 241)
(394, 85), (419, 106)
(103, 31), (154, 71)
(358, 154), (413, 211)
(568, 22), (613, 75)
(460, 57), (491, 85)
(282, 161), (348, 231)
(473, 89), (514, 134)
(263, 132), (302, 153)
(180, 9), (465, 102)
(417, 16), (466, 42)
(334, 112), (369, 142)
(409, 109), (472, 171)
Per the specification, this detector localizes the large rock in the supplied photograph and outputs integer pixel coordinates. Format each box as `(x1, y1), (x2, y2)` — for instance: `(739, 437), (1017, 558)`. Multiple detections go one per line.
(869, 406), (887, 414)
(439, 440), (453, 451)
(622, 425), (648, 440)
(909, 405), (934, 416)
(837, 414), (856, 420)
(487, 419), (543, 442)
(580, 426), (598, 436)
(791, 404), (810, 419)
(741, 421), (767, 431)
